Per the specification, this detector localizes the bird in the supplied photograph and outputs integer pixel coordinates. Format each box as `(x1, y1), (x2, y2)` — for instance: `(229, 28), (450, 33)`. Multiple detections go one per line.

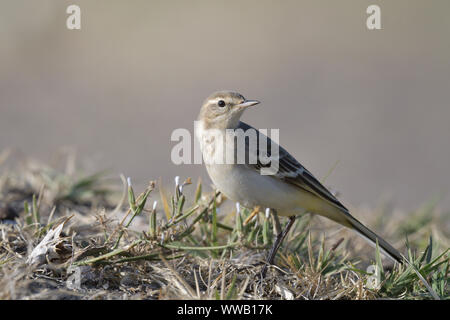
(195, 90), (404, 276)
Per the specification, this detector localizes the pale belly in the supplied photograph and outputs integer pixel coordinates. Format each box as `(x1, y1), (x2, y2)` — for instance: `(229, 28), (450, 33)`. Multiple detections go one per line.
(196, 121), (340, 219)
(205, 163), (308, 216)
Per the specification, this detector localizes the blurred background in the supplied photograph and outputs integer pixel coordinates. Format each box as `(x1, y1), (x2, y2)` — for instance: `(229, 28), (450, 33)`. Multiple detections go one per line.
(1, 0), (449, 211)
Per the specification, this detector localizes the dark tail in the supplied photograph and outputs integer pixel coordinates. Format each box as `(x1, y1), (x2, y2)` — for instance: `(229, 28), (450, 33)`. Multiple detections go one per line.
(345, 215), (404, 264)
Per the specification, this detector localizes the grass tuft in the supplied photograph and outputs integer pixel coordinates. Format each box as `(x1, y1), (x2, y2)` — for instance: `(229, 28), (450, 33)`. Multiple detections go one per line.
(0, 154), (448, 299)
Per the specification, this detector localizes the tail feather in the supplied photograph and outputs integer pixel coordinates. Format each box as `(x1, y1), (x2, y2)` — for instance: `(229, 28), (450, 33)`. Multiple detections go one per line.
(314, 200), (404, 263)
(316, 205), (441, 297)
(345, 215), (403, 264)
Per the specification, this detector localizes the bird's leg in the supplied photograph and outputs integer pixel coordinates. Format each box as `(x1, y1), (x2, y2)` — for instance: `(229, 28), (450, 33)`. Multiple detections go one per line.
(272, 210), (282, 237)
(261, 215), (296, 278)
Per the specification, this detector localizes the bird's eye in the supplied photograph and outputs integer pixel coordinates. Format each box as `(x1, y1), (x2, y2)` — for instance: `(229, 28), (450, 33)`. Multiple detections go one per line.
(217, 100), (226, 107)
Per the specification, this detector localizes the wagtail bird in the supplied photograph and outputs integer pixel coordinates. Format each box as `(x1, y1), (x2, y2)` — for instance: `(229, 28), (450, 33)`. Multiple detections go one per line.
(196, 91), (403, 276)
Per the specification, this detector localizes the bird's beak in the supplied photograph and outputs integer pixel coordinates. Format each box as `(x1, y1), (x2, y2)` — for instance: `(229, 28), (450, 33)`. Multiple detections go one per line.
(235, 100), (260, 109)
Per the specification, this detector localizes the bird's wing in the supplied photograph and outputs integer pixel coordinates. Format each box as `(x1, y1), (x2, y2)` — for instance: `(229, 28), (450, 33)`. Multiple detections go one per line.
(237, 121), (349, 214)
(237, 122), (405, 264)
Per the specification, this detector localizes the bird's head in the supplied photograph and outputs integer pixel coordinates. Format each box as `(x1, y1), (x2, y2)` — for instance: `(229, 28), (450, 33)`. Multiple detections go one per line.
(198, 91), (260, 129)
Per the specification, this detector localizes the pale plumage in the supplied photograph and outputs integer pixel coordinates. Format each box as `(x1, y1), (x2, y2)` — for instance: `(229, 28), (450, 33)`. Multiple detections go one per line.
(197, 90), (403, 264)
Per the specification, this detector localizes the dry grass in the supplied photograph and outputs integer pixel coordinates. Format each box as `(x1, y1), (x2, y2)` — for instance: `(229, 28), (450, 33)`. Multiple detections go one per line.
(0, 151), (448, 300)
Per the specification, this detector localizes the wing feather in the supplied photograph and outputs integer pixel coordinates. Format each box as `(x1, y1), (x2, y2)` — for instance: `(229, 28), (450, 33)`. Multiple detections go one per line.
(237, 122), (349, 214)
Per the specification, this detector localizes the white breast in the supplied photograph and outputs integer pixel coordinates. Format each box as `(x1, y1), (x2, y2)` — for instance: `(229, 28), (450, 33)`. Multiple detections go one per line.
(196, 121), (306, 215)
